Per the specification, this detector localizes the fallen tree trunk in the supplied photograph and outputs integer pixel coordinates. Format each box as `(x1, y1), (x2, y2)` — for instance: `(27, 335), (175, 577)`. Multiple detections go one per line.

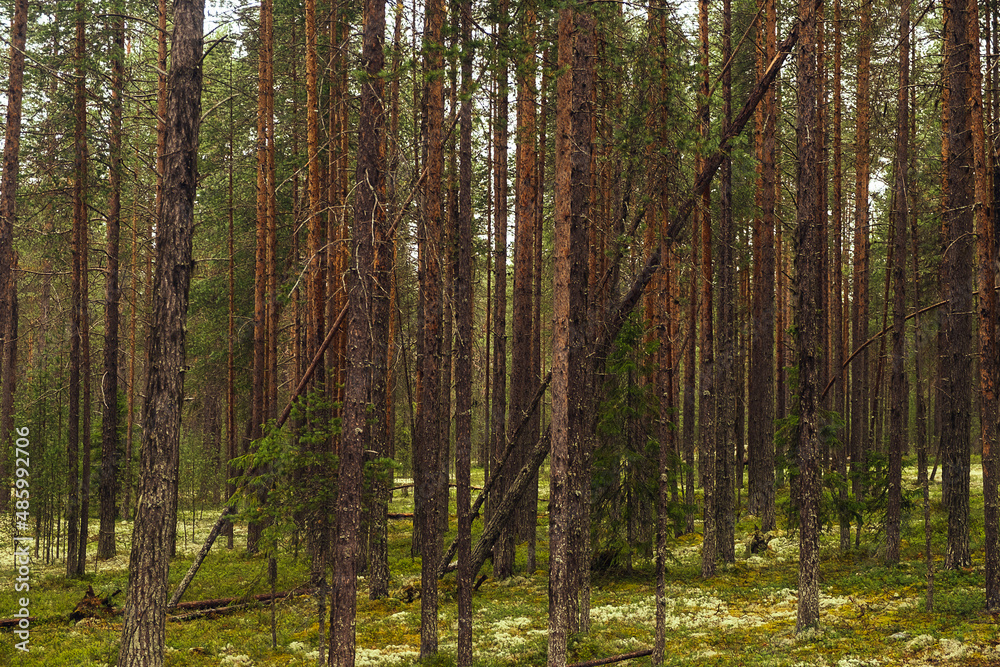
(439, 373), (551, 574)
(168, 604), (251, 622)
(169, 586), (315, 612)
(567, 648), (653, 667)
(0, 616), (36, 628)
(440, 426), (551, 578)
(167, 505), (235, 608)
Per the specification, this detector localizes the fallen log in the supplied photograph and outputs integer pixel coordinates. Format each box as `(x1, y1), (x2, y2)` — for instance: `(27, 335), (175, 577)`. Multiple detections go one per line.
(169, 586), (315, 612)
(439, 374), (551, 574)
(167, 505), (236, 608)
(567, 649), (653, 667)
(440, 425), (551, 579)
(168, 604), (250, 622)
(0, 616), (36, 628)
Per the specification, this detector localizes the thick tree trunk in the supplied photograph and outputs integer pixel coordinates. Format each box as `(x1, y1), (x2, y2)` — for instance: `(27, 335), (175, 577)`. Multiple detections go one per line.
(794, 0), (822, 632)
(118, 1), (204, 663)
(715, 0), (736, 566)
(549, 11), (595, 666)
(942, 0), (975, 569)
(330, 1), (387, 663)
(969, 0), (1000, 607)
(418, 0), (446, 657)
(0, 0), (28, 514)
(0, 0), (28, 511)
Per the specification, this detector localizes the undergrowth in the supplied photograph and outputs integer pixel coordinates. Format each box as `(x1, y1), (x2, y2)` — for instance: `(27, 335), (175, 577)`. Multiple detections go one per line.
(3, 461), (1000, 666)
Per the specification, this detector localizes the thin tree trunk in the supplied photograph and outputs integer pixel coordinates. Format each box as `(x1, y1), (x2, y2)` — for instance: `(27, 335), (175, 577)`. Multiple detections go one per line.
(118, 1), (204, 663)
(851, 0), (872, 528)
(67, 2), (88, 578)
(698, 0), (716, 578)
(98, 7), (125, 562)
(490, 1), (510, 573)
(456, 3), (475, 660)
(716, 0), (736, 565)
(833, 0), (849, 553)
(885, 0), (910, 565)
(504, 0), (538, 580)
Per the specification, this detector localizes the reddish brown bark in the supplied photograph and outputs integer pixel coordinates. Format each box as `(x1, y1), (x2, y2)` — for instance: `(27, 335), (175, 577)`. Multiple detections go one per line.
(0, 0), (27, 511)
(549, 10), (595, 665)
(969, 0), (1000, 607)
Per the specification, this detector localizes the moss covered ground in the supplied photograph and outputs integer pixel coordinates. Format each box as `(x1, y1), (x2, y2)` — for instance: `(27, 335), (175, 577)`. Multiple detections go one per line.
(3, 461), (1000, 666)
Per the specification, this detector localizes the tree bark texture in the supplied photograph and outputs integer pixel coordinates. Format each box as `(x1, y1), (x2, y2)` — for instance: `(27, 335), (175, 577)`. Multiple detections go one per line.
(490, 0), (511, 574)
(942, 0), (975, 569)
(98, 8), (126, 561)
(456, 1), (475, 661)
(118, 1), (204, 664)
(794, 0), (822, 632)
(748, 0), (778, 533)
(968, 0), (1000, 607)
(418, 0), (446, 657)
(331, 0), (387, 663)
(549, 10), (594, 665)
(885, 0), (909, 565)
(0, 0), (28, 512)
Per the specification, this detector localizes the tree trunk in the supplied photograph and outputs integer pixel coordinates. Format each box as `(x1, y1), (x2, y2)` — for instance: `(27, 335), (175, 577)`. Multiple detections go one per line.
(748, 0), (777, 532)
(715, 0), (736, 565)
(885, 0), (910, 565)
(833, 0), (849, 553)
(0, 0), (28, 514)
(794, 0), (822, 632)
(490, 0), (511, 574)
(504, 0), (538, 581)
(851, 0), (872, 526)
(66, 2), (88, 578)
(418, 0), (446, 657)
(330, 1), (387, 663)
(98, 7), (125, 562)
(456, 3), (475, 660)
(247, 0), (275, 556)
(118, 1), (204, 663)
(549, 10), (594, 665)
(942, 0), (975, 569)
(698, 0), (717, 579)
(969, 0), (1000, 607)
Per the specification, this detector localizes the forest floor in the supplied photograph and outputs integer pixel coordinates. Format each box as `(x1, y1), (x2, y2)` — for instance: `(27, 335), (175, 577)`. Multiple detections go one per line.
(3, 461), (1000, 666)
